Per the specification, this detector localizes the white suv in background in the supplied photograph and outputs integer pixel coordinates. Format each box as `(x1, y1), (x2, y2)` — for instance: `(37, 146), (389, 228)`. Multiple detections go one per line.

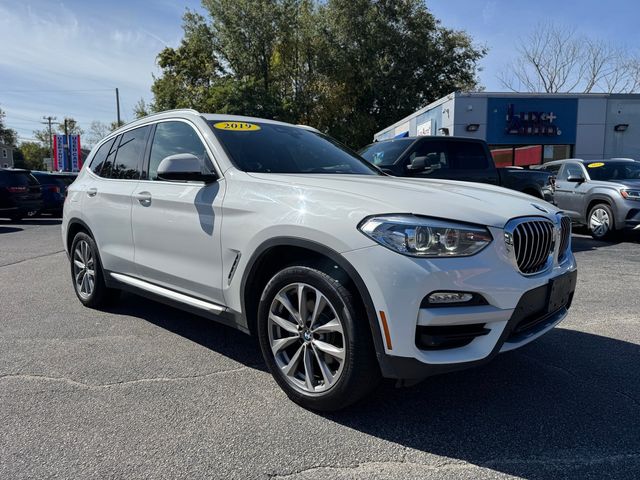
(62, 110), (577, 411)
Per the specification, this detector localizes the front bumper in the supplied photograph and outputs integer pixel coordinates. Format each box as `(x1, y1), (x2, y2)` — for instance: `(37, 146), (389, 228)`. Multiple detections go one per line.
(342, 226), (577, 380)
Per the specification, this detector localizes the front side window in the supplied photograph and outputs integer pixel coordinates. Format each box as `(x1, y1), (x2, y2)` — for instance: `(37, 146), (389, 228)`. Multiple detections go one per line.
(410, 141), (450, 172)
(210, 121), (380, 175)
(109, 126), (150, 180)
(558, 163), (584, 181)
(147, 121), (213, 180)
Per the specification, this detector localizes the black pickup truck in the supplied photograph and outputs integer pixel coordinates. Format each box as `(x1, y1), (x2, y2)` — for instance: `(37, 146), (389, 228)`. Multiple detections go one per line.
(359, 136), (555, 202)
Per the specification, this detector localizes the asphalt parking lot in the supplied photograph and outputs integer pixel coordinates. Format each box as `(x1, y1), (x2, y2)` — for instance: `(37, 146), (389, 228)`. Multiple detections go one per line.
(1, 219), (639, 479)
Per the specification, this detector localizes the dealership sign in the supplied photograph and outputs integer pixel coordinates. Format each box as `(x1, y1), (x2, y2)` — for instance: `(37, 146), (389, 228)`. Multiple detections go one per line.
(486, 97), (578, 145)
(53, 134), (83, 171)
(505, 104), (561, 136)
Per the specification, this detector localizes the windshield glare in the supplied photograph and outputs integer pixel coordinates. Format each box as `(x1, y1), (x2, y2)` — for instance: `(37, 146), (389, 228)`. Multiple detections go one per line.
(210, 122), (380, 175)
(587, 162), (640, 181)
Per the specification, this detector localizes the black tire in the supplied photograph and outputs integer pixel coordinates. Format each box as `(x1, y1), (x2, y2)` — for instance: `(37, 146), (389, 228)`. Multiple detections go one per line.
(588, 203), (617, 241)
(69, 232), (120, 308)
(257, 265), (380, 411)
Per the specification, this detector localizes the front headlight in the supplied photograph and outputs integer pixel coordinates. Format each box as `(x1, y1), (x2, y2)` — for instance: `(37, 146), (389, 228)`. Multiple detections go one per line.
(621, 189), (640, 200)
(358, 215), (492, 257)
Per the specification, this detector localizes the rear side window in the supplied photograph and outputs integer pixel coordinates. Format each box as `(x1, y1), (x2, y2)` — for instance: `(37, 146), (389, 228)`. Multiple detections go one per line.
(89, 138), (117, 176)
(411, 141), (489, 171)
(110, 126), (150, 180)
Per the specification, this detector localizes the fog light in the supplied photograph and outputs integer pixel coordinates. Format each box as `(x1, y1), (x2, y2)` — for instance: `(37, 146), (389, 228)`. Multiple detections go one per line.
(427, 292), (474, 304)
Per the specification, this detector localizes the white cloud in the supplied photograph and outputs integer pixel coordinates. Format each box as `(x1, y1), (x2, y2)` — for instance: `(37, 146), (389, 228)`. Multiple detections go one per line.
(0, 1), (178, 140)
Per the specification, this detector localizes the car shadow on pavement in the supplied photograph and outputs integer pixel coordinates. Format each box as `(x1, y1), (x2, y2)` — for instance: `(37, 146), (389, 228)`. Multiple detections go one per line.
(0, 226), (23, 234)
(0, 218), (62, 226)
(322, 328), (640, 479)
(107, 292), (266, 370)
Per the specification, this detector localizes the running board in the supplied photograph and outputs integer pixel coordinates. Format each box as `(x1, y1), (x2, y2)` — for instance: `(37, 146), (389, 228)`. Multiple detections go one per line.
(109, 273), (226, 314)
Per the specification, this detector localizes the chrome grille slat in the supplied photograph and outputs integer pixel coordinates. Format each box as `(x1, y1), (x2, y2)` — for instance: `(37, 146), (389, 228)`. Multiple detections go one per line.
(511, 218), (555, 275)
(558, 216), (571, 262)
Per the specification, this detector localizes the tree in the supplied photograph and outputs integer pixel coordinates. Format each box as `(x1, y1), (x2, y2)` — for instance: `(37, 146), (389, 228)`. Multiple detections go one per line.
(150, 0), (486, 148)
(86, 121), (117, 147)
(0, 106), (18, 147)
(499, 22), (640, 93)
(15, 142), (48, 170)
(133, 98), (151, 119)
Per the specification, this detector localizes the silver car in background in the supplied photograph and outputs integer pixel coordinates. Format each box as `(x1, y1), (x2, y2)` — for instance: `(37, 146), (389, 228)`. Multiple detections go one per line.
(539, 159), (640, 239)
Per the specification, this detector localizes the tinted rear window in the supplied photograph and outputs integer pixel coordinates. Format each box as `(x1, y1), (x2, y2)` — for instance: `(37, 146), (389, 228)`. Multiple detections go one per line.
(0, 171), (39, 187)
(90, 137), (117, 176)
(210, 121), (379, 175)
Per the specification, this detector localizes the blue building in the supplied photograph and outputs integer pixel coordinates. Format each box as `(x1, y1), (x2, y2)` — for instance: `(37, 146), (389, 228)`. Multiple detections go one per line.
(373, 92), (640, 166)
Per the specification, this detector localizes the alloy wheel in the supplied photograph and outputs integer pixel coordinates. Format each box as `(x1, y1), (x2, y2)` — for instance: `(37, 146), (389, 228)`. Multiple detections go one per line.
(73, 240), (95, 299)
(268, 283), (346, 394)
(589, 208), (610, 238)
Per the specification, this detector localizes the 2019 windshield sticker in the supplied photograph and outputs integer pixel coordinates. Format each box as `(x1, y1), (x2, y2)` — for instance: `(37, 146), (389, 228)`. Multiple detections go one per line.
(587, 162), (605, 168)
(213, 121), (261, 131)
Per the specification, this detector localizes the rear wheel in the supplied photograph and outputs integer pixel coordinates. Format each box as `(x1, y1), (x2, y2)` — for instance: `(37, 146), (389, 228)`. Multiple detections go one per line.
(70, 232), (120, 308)
(588, 203), (616, 240)
(257, 266), (380, 411)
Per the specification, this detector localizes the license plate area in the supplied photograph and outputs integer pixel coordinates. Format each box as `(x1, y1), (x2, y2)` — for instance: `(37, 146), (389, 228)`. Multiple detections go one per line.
(547, 270), (577, 313)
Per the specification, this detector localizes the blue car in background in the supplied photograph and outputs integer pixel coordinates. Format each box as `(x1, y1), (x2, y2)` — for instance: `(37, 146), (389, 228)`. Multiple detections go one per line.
(31, 171), (77, 217)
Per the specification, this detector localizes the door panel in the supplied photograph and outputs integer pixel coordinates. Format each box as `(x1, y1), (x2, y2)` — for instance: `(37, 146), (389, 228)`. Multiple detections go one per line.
(131, 120), (225, 304)
(554, 163), (587, 219)
(131, 181), (225, 302)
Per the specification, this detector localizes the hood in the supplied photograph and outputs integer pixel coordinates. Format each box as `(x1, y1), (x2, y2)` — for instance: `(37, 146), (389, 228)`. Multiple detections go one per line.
(247, 173), (560, 228)
(619, 179), (640, 189)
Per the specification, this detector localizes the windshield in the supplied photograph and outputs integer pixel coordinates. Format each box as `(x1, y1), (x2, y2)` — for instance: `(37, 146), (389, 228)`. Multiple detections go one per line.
(586, 162), (640, 181)
(359, 140), (414, 166)
(209, 121), (380, 175)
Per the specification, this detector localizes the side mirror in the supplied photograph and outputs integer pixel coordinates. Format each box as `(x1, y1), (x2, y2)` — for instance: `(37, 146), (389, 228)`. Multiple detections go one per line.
(407, 156), (429, 172)
(157, 153), (217, 183)
(566, 174), (585, 183)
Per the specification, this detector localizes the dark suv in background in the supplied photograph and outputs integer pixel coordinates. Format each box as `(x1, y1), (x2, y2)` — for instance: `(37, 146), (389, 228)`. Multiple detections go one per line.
(31, 171), (76, 217)
(0, 169), (43, 222)
(538, 158), (640, 240)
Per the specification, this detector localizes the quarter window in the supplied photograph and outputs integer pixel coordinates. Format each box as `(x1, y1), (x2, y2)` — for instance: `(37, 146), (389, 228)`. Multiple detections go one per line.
(89, 137), (116, 175)
(147, 121), (213, 180)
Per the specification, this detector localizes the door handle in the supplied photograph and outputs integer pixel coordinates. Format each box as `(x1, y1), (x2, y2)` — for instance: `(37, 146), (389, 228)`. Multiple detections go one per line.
(135, 191), (152, 206)
(87, 187), (97, 197)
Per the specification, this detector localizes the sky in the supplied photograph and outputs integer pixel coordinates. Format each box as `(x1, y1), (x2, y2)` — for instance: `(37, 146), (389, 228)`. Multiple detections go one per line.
(1, 0), (639, 145)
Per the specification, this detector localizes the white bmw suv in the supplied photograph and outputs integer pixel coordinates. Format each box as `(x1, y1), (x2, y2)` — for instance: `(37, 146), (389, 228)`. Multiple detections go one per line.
(63, 110), (577, 411)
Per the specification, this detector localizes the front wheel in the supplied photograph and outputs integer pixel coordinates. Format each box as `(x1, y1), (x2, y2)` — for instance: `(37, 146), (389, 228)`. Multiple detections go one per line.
(588, 203), (616, 240)
(257, 266), (380, 411)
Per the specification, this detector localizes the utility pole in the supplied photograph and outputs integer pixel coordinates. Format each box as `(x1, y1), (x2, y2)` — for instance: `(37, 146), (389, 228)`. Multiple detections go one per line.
(41, 115), (56, 165)
(115, 87), (121, 127)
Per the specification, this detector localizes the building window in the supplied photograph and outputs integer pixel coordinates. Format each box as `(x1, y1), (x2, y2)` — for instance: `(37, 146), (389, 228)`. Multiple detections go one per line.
(2, 149), (7, 159)
(543, 145), (572, 163)
(490, 144), (573, 167)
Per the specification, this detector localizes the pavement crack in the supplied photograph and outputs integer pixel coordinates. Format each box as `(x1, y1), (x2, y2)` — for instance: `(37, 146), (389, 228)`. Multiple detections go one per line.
(0, 250), (64, 268)
(0, 365), (256, 389)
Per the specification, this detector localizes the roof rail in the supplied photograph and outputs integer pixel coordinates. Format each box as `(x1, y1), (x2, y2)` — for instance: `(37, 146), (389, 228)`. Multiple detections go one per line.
(113, 108), (202, 132)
